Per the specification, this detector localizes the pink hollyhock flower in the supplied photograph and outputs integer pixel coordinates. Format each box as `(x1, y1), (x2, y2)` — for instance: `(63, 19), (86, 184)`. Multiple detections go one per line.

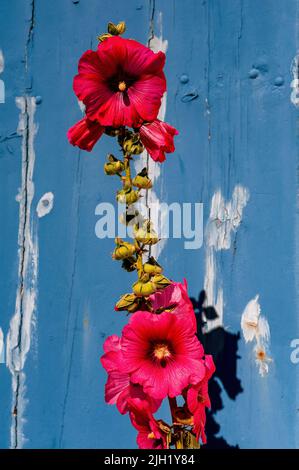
(67, 117), (105, 151)
(128, 398), (169, 449)
(101, 335), (161, 414)
(121, 310), (206, 400)
(73, 36), (166, 128)
(149, 279), (197, 332)
(186, 354), (215, 444)
(139, 119), (178, 162)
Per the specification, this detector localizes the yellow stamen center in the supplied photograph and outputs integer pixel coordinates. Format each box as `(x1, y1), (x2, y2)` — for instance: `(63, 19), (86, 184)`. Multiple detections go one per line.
(153, 343), (171, 360)
(147, 432), (155, 439)
(118, 81), (127, 92)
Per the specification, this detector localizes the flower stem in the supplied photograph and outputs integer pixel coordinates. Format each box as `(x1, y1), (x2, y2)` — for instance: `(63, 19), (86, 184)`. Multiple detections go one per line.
(168, 397), (182, 449)
(168, 396), (177, 421)
(123, 153), (132, 187)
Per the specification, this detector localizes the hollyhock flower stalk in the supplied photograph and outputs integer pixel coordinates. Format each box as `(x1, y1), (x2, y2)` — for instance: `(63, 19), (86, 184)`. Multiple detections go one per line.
(68, 21), (215, 449)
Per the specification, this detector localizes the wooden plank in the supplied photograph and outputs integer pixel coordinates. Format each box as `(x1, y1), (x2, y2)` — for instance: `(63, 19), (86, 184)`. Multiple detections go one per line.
(0, 0), (298, 448)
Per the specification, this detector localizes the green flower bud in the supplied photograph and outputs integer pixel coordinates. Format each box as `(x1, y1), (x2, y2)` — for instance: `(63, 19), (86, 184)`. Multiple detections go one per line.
(97, 32), (113, 42)
(134, 221), (159, 245)
(116, 188), (139, 205)
(113, 238), (136, 260)
(143, 256), (163, 275)
(152, 274), (171, 289)
(115, 293), (139, 312)
(107, 21), (126, 36)
(132, 168), (152, 189)
(132, 278), (157, 297)
(104, 154), (125, 175)
(123, 132), (144, 155)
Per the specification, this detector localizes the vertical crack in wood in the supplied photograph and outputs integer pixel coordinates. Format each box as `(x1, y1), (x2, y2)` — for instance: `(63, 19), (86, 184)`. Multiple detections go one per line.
(12, 98), (30, 449)
(58, 154), (83, 448)
(25, 0), (35, 73)
(10, 0), (36, 449)
(145, 0), (156, 258)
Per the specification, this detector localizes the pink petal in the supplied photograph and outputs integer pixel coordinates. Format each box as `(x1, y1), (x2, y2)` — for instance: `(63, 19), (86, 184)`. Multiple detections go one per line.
(67, 117), (104, 151)
(139, 119), (178, 162)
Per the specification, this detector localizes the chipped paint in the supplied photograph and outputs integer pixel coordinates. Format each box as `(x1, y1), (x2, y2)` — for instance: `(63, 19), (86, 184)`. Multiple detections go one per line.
(36, 191), (54, 218)
(77, 100), (85, 113)
(134, 12), (168, 259)
(0, 328), (4, 363)
(0, 49), (4, 73)
(290, 54), (299, 107)
(206, 185), (250, 251)
(241, 295), (271, 376)
(0, 49), (4, 104)
(204, 186), (249, 331)
(6, 96), (38, 448)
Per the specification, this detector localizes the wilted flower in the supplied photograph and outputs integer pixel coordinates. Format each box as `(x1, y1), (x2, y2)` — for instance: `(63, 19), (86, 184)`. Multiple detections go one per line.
(139, 119), (178, 162)
(186, 354), (215, 444)
(67, 117), (105, 151)
(128, 398), (170, 449)
(150, 280), (197, 331)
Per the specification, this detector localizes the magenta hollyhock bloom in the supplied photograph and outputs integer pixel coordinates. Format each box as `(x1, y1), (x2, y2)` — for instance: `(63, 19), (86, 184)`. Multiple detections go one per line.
(139, 119), (178, 162)
(128, 398), (168, 449)
(121, 310), (206, 400)
(101, 335), (161, 414)
(186, 354), (215, 443)
(149, 280), (197, 331)
(73, 36), (166, 128)
(67, 117), (105, 151)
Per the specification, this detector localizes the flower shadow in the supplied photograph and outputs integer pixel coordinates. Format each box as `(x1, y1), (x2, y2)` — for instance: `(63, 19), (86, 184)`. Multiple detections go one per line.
(190, 290), (243, 448)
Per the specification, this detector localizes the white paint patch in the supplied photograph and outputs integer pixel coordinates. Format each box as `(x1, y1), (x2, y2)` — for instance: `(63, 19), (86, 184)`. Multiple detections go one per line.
(241, 295), (270, 343)
(290, 54), (299, 107)
(203, 186), (249, 332)
(0, 49), (4, 73)
(241, 295), (271, 376)
(36, 192), (54, 218)
(77, 100), (85, 113)
(206, 185), (250, 251)
(6, 96), (39, 448)
(0, 328), (4, 363)
(134, 12), (168, 259)
(0, 49), (4, 104)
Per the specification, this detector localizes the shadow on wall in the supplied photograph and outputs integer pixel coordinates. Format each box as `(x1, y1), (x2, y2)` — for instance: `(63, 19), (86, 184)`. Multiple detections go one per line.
(190, 290), (243, 449)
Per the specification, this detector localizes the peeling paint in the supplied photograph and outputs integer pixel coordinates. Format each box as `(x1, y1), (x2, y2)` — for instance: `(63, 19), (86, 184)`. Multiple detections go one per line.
(0, 328), (4, 363)
(204, 186), (249, 331)
(6, 96), (38, 448)
(290, 54), (299, 107)
(0, 49), (4, 104)
(134, 11), (168, 259)
(0, 49), (4, 73)
(206, 185), (250, 251)
(241, 295), (271, 376)
(77, 100), (85, 113)
(36, 192), (54, 218)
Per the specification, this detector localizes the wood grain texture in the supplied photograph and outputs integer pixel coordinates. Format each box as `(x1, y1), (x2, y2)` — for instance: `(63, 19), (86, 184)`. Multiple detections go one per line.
(0, 0), (298, 448)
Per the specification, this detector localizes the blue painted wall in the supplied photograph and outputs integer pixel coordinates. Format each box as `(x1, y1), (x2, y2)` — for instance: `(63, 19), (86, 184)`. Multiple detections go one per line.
(0, 0), (298, 449)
